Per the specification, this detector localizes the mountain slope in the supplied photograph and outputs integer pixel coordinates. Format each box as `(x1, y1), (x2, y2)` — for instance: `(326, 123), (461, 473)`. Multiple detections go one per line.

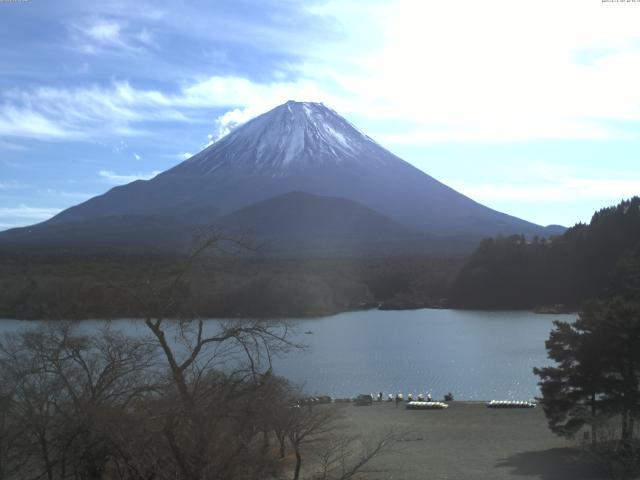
(0, 214), (196, 252)
(0, 192), (418, 255)
(214, 191), (417, 255)
(0, 101), (562, 254)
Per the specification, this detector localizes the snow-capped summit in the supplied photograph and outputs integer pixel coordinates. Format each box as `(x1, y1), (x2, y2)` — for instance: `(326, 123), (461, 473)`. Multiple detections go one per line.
(172, 101), (385, 176)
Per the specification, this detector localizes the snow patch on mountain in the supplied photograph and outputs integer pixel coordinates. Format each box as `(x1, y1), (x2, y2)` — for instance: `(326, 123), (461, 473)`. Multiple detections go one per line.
(172, 101), (394, 176)
(322, 124), (353, 152)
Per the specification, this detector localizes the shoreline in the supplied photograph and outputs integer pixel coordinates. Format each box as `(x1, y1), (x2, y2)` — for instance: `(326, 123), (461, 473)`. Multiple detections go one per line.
(0, 305), (578, 322)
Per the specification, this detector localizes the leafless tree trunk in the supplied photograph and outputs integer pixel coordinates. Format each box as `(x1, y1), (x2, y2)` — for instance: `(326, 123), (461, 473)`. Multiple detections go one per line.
(0, 323), (159, 480)
(286, 404), (339, 480)
(117, 235), (300, 480)
(313, 429), (401, 480)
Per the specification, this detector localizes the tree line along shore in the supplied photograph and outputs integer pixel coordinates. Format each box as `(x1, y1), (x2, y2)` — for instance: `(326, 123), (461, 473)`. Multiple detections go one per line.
(1, 197), (639, 320)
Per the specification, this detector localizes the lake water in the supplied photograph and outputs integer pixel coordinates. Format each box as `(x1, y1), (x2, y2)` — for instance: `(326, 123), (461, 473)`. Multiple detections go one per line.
(272, 309), (575, 401)
(0, 309), (575, 401)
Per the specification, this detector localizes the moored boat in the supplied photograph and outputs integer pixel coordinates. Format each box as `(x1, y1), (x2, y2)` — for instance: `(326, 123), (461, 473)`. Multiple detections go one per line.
(486, 400), (536, 409)
(406, 401), (449, 410)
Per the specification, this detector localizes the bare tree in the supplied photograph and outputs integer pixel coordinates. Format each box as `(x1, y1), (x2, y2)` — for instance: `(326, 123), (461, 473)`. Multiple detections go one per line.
(111, 235), (300, 479)
(0, 234), (402, 480)
(0, 323), (158, 480)
(313, 429), (401, 480)
(283, 402), (402, 480)
(0, 369), (31, 479)
(286, 403), (338, 480)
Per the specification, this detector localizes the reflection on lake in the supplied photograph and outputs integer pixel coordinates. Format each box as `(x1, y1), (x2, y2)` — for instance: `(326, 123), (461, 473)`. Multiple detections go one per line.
(0, 309), (575, 400)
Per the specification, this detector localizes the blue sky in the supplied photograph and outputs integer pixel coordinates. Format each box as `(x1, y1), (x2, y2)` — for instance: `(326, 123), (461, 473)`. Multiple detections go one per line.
(1, 0), (639, 231)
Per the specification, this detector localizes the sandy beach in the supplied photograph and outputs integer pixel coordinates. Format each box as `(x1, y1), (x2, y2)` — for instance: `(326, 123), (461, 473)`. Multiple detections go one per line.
(329, 401), (607, 480)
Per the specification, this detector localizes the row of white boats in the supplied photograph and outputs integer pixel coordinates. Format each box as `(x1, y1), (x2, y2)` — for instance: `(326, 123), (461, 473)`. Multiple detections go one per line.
(385, 393), (437, 402)
(485, 400), (536, 409)
(305, 395), (537, 409)
(405, 400), (537, 410)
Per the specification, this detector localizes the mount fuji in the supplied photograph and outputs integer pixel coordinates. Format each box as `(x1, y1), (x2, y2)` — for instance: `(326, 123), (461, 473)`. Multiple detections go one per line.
(0, 101), (563, 255)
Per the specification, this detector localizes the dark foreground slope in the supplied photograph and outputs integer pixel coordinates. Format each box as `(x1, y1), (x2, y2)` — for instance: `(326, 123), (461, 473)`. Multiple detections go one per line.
(451, 197), (640, 309)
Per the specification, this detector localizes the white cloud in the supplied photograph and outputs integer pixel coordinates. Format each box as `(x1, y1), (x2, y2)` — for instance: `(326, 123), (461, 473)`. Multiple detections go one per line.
(85, 20), (122, 45)
(133, 153), (141, 160)
(190, 11), (640, 143)
(98, 169), (161, 185)
(315, 0), (640, 143)
(211, 107), (258, 142)
(3, 0), (640, 145)
(192, 0), (640, 144)
(182, 152), (193, 159)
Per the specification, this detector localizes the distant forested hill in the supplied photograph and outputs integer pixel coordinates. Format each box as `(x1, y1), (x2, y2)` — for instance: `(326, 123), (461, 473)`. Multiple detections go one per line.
(450, 197), (640, 309)
(0, 253), (462, 320)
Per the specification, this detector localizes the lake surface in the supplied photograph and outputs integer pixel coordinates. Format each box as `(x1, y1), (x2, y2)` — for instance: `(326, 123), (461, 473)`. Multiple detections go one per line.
(272, 309), (575, 400)
(0, 309), (575, 401)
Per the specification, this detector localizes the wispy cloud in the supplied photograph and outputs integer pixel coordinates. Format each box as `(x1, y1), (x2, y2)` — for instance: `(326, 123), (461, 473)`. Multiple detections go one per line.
(71, 17), (157, 55)
(0, 81), (188, 140)
(98, 169), (161, 185)
(0, 75), (323, 142)
(0, 180), (20, 189)
(0, 105), (78, 140)
(113, 141), (127, 154)
(37, 189), (94, 201)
